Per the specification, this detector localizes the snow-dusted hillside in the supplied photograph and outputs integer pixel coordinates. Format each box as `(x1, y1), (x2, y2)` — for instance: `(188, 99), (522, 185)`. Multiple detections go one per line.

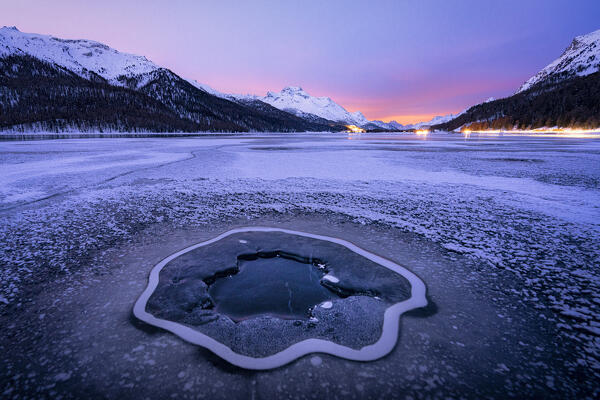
(187, 80), (226, 97)
(262, 86), (369, 126)
(517, 28), (600, 93)
(0, 26), (160, 86)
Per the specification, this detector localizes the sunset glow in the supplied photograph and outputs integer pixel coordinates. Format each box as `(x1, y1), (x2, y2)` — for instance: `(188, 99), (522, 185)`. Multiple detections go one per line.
(1, 1), (599, 123)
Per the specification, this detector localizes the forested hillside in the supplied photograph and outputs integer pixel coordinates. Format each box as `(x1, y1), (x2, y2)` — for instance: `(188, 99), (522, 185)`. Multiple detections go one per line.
(434, 72), (600, 131)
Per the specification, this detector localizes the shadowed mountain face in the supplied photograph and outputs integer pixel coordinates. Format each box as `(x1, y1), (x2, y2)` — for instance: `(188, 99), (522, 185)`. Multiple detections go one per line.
(0, 55), (206, 132)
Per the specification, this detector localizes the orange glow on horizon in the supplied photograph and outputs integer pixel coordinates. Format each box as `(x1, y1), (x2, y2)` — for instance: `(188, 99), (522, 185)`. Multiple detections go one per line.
(186, 80), (466, 126)
(369, 112), (462, 125)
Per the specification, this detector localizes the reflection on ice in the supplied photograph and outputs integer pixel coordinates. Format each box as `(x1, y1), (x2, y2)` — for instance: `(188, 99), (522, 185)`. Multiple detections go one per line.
(208, 252), (340, 322)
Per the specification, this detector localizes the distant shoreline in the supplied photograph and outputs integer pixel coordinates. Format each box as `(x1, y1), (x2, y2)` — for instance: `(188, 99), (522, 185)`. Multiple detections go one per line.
(1, 130), (599, 142)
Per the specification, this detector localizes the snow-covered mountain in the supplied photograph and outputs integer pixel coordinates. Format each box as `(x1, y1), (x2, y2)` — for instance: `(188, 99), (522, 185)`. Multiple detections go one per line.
(0, 26), (346, 133)
(0, 26), (161, 87)
(187, 80), (227, 97)
(0, 26), (404, 132)
(261, 86), (369, 126)
(517, 28), (600, 93)
(188, 83), (403, 129)
(412, 29), (600, 130)
(369, 120), (404, 130)
(187, 81), (261, 103)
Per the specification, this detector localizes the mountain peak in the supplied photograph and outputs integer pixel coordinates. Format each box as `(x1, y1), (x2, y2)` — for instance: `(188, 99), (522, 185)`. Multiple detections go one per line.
(517, 27), (600, 93)
(262, 86), (368, 125)
(0, 27), (161, 84)
(281, 86), (304, 93)
(278, 86), (311, 99)
(574, 28), (600, 45)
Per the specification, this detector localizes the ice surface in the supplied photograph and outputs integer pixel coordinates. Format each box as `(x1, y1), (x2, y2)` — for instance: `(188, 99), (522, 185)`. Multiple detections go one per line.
(1, 132), (599, 395)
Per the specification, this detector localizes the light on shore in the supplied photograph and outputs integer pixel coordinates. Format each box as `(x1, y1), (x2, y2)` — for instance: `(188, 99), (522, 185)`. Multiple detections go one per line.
(345, 125), (366, 133)
(460, 127), (600, 138)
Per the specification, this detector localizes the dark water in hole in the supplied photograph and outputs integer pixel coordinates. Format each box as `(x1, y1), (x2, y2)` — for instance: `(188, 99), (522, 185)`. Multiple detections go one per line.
(208, 255), (339, 322)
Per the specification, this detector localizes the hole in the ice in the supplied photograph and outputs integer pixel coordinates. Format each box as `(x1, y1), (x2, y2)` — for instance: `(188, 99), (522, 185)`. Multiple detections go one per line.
(206, 251), (345, 322)
(138, 228), (425, 368)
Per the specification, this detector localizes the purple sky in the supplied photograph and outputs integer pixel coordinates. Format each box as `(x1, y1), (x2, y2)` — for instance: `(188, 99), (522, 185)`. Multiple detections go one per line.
(3, 0), (599, 123)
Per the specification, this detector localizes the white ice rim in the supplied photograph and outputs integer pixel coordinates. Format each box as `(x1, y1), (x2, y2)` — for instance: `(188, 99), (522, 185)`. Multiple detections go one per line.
(133, 226), (428, 370)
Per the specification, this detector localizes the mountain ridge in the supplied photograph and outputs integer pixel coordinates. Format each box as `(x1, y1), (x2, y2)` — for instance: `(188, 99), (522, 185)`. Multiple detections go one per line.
(187, 82), (403, 129)
(0, 27), (345, 132)
(0, 26), (160, 86)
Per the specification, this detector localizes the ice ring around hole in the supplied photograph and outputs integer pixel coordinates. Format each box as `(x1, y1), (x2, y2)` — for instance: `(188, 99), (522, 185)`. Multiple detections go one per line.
(133, 227), (428, 370)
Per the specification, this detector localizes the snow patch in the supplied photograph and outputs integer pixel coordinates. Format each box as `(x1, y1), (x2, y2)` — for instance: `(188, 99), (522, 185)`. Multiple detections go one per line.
(322, 274), (340, 283)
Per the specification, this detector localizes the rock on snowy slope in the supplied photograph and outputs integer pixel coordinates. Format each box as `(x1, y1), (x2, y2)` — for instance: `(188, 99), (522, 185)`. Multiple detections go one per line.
(517, 28), (600, 93)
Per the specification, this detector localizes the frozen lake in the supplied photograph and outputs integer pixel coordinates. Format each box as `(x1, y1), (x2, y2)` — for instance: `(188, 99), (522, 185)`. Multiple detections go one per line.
(0, 132), (599, 398)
